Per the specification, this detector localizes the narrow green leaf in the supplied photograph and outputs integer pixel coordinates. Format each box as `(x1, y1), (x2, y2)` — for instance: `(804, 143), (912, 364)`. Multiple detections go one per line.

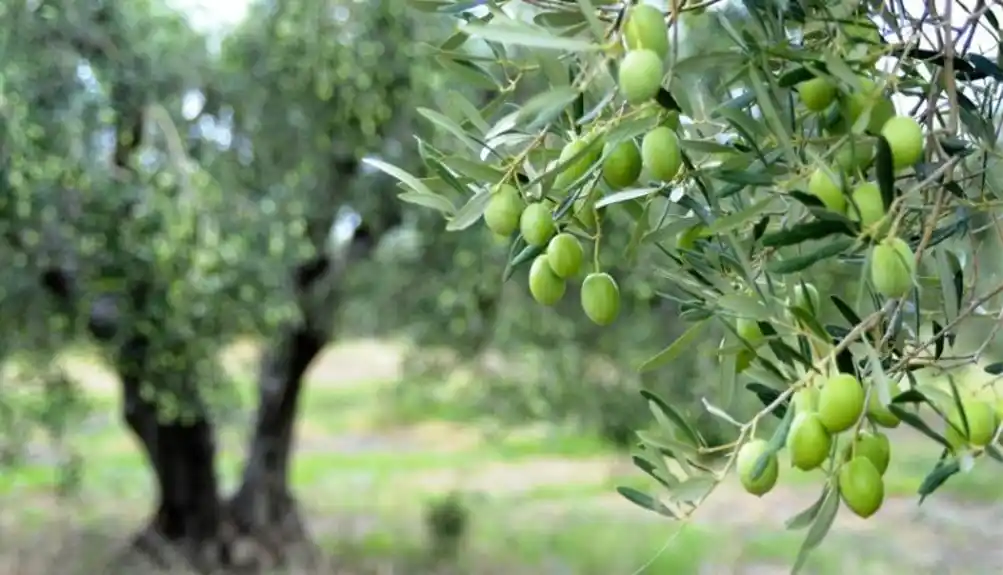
(946, 374), (970, 438)
(889, 405), (952, 449)
(446, 188), (491, 231)
(639, 319), (711, 373)
(707, 197), (775, 235)
(918, 459), (961, 504)
(517, 86), (581, 130)
(418, 107), (484, 152)
(631, 454), (677, 490)
(616, 486), (677, 518)
(830, 295), (863, 327)
(463, 22), (601, 52)
(754, 402), (796, 480)
(439, 156), (507, 183)
(671, 477), (716, 504)
(766, 238), (855, 274)
(791, 487), (840, 574)
(760, 220), (853, 248)
(744, 383), (788, 419)
(595, 187), (660, 209)
(641, 389), (704, 448)
(785, 486), (831, 531)
(502, 243), (542, 282)
(365, 158), (439, 197)
(398, 191), (456, 214)
(875, 136), (896, 211)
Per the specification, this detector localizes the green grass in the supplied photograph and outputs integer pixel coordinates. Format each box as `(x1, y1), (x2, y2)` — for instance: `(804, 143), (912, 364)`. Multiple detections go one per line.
(2, 343), (1002, 573)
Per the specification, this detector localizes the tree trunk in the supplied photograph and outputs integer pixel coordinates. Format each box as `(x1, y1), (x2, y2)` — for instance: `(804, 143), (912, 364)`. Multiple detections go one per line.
(115, 335), (230, 572)
(225, 321), (327, 569)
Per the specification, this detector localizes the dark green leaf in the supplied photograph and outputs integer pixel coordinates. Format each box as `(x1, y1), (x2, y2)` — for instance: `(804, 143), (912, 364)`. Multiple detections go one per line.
(785, 486), (831, 530)
(760, 220), (853, 248)
(744, 382), (788, 419)
(830, 295), (863, 327)
(788, 307), (831, 342)
(639, 319), (711, 373)
(446, 188), (491, 231)
(984, 445), (1003, 465)
(918, 459), (960, 504)
(788, 190), (824, 209)
(932, 320), (945, 360)
(752, 215), (770, 242)
(655, 88), (681, 111)
(875, 136), (897, 211)
(766, 238), (855, 274)
(641, 389), (704, 448)
(616, 486), (677, 518)
(792, 488), (840, 574)
(946, 375), (970, 437)
(754, 403), (795, 480)
(891, 389), (927, 404)
(984, 362), (1003, 376)
(889, 404), (952, 449)
(502, 243), (542, 282)
(631, 455), (675, 490)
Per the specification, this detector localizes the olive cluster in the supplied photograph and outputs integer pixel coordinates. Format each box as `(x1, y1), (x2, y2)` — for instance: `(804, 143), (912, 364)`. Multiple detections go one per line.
(733, 285), (1000, 519)
(799, 74), (925, 300)
(480, 4), (693, 327)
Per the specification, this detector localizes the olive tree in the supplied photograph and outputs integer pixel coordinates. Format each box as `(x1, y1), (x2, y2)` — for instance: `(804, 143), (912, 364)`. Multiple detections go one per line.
(1, 0), (421, 570)
(374, 0), (1003, 568)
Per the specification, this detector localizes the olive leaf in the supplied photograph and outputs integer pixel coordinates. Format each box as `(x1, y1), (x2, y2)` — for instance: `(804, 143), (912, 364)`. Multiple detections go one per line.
(616, 486), (677, 518)
(918, 458), (961, 504)
(792, 487), (840, 574)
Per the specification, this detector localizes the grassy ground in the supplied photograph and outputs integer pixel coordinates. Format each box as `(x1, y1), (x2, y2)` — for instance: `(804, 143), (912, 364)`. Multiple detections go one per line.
(1, 339), (1003, 574)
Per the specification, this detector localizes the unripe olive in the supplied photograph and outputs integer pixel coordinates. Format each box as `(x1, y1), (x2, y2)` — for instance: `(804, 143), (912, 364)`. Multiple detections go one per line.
(843, 431), (891, 475)
(618, 49), (664, 106)
(520, 203), (556, 247)
(945, 398), (998, 450)
(870, 237), (915, 299)
(818, 373), (865, 433)
(736, 318), (764, 346)
(528, 255), (566, 306)
(581, 272), (621, 326)
(866, 380), (901, 428)
(839, 456), (885, 518)
(736, 438), (779, 497)
(555, 139), (602, 190)
(793, 387), (820, 413)
(641, 127), (682, 182)
(880, 115), (924, 170)
(834, 138), (875, 172)
(849, 182), (886, 234)
(483, 185), (524, 237)
(622, 4), (669, 58)
(807, 168), (846, 213)
(797, 77), (836, 112)
(546, 233), (584, 279)
(786, 412), (832, 471)
(602, 140), (643, 189)
(842, 77), (895, 134)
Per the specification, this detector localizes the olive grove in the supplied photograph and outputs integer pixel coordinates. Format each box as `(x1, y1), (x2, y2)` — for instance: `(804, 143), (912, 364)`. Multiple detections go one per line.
(376, 0), (1003, 570)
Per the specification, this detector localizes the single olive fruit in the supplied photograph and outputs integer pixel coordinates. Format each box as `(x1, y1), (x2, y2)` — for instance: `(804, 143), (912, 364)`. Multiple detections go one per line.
(483, 185), (524, 237)
(736, 438), (779, 497)
(520, 203), (556, 247)
(793, 387), (820, 413)
(843, 431), (891, 475)
(945, 398), (998, 450)
(619, 49), (664, 106)
(792, 282), (820, 313)
(797, 77), (836, 112)
(528, 255), (566, 306)
(839, 456), (885, 518)
(546, 233), (584, 279)
(843, 20), (882, 45)
(807, 168), (846, 213)
(736, 317), (764, 346)
(555, 139), (602, 190)
(676, 225), (706, 251)
(849, 182), (886, 234)
(622, 4), (669, 58)
(842, 78), (895, 134)
(880, 115), (924, 170)
(602, 140), (643, 189)
(787, 412), (832, 471)
(581, 272), (621, 326)
(641, 126), (682, 182)
(870, 237), (915, 299)
(866, 381), (901, 428)
(818, 373), (865, 433)
(834, 138), (876, 173)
